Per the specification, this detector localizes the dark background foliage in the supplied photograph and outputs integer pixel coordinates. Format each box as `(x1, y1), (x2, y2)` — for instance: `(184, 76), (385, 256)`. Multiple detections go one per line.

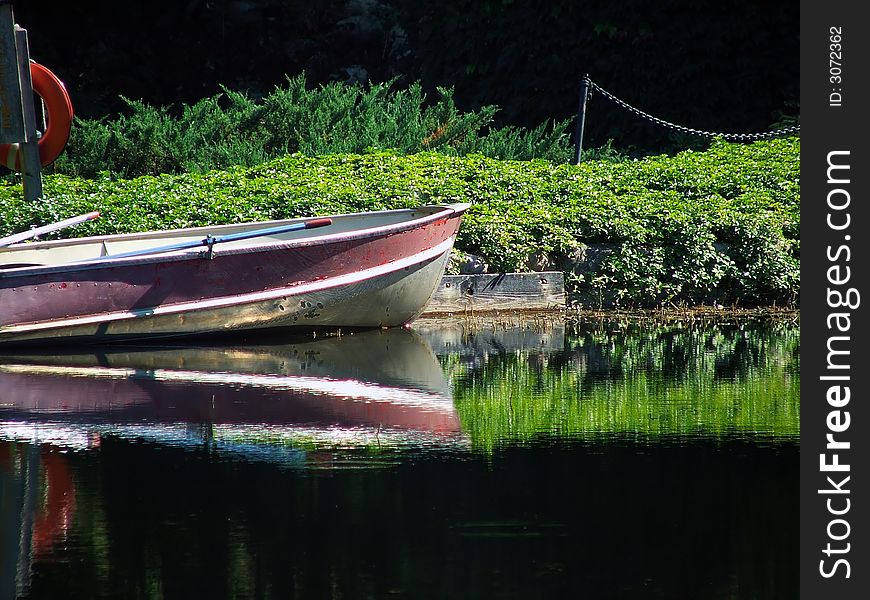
(14, 0), (797, 153)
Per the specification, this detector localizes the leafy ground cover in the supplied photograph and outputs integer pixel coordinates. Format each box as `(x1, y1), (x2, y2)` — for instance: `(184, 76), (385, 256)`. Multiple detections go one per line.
(0, 137), (798, 307)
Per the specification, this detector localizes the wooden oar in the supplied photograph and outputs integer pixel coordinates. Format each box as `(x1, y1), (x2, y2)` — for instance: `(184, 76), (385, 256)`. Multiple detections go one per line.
(80, 217), (333, 262)
(0, 211), (100, 247)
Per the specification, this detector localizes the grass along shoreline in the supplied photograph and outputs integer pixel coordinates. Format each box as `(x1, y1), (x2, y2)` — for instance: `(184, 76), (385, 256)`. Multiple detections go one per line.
(1, 138), (799, 308)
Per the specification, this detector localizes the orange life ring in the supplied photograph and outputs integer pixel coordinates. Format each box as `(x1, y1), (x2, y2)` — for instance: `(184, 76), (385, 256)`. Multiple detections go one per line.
(0, 62), (74, 171)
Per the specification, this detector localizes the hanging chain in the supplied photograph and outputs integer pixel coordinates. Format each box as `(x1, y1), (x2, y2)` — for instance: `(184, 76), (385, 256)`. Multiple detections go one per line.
(587, 79), (800, 141)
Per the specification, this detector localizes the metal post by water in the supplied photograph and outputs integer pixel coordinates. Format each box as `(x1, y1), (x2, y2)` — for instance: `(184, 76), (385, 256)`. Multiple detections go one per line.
(0, 2), (42, 201)
(572, 75), (591, 165)
(0, 2), (23, 143)
(15, 26), (42, 200)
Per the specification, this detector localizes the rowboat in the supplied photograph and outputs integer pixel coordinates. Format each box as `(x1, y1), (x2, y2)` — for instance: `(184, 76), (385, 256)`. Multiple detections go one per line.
(0, 328), (465, 454)
(0, 203), (469, 345)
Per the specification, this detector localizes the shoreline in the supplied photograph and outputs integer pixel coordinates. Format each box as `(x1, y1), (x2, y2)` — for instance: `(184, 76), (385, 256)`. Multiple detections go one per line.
(413, 305), (799, 332)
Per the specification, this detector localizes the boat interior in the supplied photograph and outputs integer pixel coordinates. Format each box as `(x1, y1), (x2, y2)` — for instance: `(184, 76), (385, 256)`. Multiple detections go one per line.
(0, 207), (440, 272)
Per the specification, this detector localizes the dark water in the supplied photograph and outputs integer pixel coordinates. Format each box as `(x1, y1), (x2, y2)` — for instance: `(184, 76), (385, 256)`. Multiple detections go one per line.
(1, 317), (799, 599)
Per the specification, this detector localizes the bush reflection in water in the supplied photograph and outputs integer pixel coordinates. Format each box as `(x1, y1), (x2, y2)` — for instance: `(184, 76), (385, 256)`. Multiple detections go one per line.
(446, 317), (799, 450)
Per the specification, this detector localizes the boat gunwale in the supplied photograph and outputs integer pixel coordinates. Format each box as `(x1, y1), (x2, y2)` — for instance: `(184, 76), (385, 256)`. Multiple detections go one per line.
(0, 203), (470, 279)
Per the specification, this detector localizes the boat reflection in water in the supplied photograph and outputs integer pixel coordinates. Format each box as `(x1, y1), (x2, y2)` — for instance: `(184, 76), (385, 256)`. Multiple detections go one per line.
(1, 328), (463, 597)
(0, 328), (466, 462)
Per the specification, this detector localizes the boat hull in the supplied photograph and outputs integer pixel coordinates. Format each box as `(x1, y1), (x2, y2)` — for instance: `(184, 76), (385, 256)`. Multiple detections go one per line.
(0, 205), (468, 344)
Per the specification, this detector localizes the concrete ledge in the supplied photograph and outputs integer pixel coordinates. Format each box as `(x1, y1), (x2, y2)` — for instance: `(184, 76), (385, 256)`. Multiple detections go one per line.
(422, 271), (565, 314)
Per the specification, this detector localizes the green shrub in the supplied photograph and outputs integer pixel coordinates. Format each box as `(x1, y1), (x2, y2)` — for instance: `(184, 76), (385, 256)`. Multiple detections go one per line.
(1, 138), (799, 307)
(46, 76), (579, 179)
